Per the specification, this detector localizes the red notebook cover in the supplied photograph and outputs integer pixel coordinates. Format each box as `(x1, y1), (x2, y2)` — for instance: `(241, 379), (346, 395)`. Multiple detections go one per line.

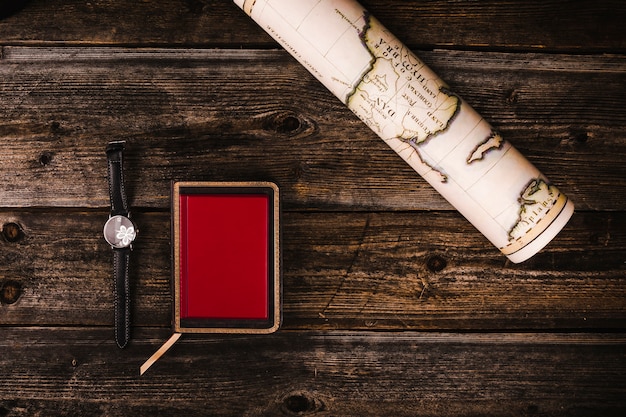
(180, 193), (269, 320)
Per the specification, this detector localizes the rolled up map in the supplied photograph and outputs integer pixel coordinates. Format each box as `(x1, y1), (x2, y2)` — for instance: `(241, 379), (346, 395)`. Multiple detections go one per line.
(234, 0), (574, 262)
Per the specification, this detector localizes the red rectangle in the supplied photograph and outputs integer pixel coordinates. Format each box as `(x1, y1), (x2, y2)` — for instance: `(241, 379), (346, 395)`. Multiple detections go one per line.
(179, 193), (269, 320)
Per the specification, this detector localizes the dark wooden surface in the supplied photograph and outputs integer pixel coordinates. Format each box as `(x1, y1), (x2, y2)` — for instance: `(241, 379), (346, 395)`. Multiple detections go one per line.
(1, 1), (625, 416)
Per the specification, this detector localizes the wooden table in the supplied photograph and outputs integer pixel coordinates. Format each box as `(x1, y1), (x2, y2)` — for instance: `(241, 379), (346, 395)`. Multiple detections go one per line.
(1, 1), (625, 415)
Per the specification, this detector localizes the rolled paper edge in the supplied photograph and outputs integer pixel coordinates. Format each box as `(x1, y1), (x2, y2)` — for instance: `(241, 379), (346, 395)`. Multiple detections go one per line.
(503, 199), (574, 263)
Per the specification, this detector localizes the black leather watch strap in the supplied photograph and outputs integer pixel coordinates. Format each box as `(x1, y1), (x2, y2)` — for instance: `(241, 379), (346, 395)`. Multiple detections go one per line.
(106, 141), (129, 217)
(105, 140), (133, 348)
(113, 248), (131, 348)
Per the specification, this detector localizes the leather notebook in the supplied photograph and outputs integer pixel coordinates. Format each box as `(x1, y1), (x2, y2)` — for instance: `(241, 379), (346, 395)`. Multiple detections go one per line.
(172, 181), (281, 334)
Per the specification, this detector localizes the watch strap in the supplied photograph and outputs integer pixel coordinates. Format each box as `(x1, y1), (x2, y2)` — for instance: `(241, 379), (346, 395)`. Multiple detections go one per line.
(106, 140), (132, 349)
(113, 248), (131, 348)
(106, 141), (129, 216)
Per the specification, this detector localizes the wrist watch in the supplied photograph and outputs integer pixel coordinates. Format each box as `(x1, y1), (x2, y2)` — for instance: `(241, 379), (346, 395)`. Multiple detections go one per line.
(103, 140), (137, 348)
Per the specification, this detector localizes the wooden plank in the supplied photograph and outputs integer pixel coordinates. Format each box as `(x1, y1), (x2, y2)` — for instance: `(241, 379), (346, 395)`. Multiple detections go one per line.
(0, 1), (624, 52)
(1, 47), (624, 210)
(0, 328), (624, 416)
(1, 210), (624, 330)
(0, 1), (623, 415)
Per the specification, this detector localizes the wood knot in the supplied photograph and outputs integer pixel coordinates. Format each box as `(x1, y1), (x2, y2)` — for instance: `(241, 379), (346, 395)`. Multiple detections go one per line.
(560, 128), (592, 147)
(282, 391), (324, 415)
(277, 115), (302, 133)
(0, 280), (22, 305)
(575, 131), (589, 144)
(2, 222), (24, 243)
(291, 161), (309, 180)
(426, 255), (447, 272)
(505, 89), (519, 104)
(39, 151), (54, 166)
(263, 111), (309, 136)
(50, 121), (61, 132)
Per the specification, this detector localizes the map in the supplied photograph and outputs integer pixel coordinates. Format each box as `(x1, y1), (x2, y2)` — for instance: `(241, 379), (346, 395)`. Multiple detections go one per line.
(234, 0), (574, 262)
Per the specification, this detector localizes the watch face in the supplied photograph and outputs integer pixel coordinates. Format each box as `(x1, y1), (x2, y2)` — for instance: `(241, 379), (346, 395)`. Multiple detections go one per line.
(104, 215), (137, 248)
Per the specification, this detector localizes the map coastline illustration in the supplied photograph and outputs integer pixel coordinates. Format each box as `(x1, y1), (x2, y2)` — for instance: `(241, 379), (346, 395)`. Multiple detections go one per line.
(235, 0), (574, 262)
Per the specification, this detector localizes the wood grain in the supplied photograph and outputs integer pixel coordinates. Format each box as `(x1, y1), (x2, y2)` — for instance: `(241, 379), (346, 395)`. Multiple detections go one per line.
(0, 328), (624, 417)
(1, 0), (625, 414)
(1, 210), (624, 330)
(0, 0), (624, 52)
(1, 48), (624, 210)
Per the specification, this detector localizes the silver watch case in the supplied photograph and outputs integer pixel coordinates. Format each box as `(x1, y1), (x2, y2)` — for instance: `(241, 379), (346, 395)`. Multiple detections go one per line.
(103, 215), (137, 249)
